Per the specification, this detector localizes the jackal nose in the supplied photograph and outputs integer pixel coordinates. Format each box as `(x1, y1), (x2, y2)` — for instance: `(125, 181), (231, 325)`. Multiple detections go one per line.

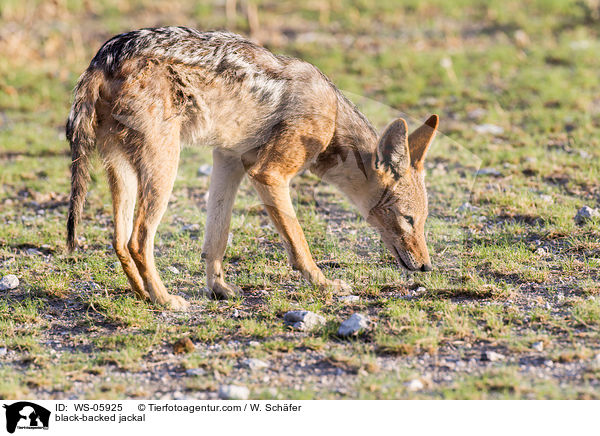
(421, 263), (432, 272)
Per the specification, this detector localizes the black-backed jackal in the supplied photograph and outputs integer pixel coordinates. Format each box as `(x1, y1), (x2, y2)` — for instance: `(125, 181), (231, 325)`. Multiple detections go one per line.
(66, 27), (438, 310)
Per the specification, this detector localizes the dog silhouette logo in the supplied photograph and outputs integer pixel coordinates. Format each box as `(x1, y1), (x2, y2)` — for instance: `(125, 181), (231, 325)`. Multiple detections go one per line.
(3, 402), (50, 433)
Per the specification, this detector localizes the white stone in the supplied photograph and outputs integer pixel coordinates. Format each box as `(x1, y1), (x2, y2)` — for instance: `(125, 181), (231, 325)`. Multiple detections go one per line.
(481, 350), (505, 362)
(186, 368), (206, 377)
(404, 379), (424, 392)
(532, 341), (544, 352)
(182, 223), (200, 232)
(476, 167), (502, 177)
(197, 164), (213, 177)
(241, 358), (269, 371)
(569, 40), (591, 50)
(457, 202), (478, 213)
(575, 206), (600, 224)
(474, 124), (504, 135)
(467, 108), (486, 120)
(218, 384), (249, 400)
(440, 56), (452, 69)
(283, 310), (326, 331)
(338, 313), (370, 337)
(0, 275), (19, 291)
(0, 347), (7, 356)
(167, 266), (180, 274)
(338, 295), (360, 304)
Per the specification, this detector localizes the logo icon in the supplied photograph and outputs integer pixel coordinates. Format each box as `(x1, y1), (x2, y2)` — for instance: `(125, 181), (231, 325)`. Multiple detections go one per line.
(3, 402), (50, 434)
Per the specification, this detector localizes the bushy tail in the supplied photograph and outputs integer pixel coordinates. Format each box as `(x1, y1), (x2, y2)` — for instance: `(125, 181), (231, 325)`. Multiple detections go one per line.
(66, 69), (103, 252)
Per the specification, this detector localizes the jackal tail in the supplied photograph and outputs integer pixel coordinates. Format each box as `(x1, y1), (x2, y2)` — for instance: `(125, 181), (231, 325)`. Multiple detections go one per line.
(65, 69), (103, 252)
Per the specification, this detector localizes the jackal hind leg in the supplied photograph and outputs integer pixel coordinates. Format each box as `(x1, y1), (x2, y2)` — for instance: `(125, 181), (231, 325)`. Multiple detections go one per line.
(128, 137), (189, 311)
(106, 160), (149, 300)
(201, 149), (246, 299)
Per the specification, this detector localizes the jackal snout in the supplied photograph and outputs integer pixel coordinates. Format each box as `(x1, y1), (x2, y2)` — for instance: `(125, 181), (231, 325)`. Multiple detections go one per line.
(367, 115), (439, 272)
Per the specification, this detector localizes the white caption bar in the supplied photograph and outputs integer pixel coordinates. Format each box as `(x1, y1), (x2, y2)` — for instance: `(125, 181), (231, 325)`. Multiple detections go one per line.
(0, 400), (597, 436)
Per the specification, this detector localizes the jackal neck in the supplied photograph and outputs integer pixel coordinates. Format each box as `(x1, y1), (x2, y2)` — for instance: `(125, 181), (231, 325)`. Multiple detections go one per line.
(311, 92), (378, 214)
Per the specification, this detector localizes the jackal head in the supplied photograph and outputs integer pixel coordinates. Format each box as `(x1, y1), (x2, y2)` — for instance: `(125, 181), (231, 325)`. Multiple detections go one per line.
(366, 115), (438, 272)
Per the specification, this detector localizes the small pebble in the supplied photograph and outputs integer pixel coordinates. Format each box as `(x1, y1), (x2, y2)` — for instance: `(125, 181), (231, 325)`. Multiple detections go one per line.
(167, 266), (180, 274)
(0, 274), (19, 291)
(197, 164), (213, 177)
(404, 379), (424, 392)
(218, 384), (249, 400)
(476, 167), (502, 177)
(532, 341), (544, 352)
(338, 313), (370, 337)
(241, 358), (269, 371)
(474, 124), (504, 136)
(186, 368), (206, 377)
(338, 295), (360, 304)
(283, 310), (325, 331)
(467, 108), (486, 120)
(575, 206), (599, 225)
(481, 350), (505, 362)
(457, 202), (478, 213)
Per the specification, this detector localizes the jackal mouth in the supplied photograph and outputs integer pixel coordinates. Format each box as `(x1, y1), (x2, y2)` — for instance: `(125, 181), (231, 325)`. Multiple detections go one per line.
(392, 246), (418, 271)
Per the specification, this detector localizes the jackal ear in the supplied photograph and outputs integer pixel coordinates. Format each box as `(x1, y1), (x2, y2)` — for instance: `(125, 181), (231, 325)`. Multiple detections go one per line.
(376, 118), (410, 173)
(408, 114), (439, 171)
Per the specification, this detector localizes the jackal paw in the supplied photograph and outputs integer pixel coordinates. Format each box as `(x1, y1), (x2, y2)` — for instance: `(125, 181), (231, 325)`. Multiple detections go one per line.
(203, 281), (242, 300)
(163, 294), (190, 311)
(134, 288), (151, 301)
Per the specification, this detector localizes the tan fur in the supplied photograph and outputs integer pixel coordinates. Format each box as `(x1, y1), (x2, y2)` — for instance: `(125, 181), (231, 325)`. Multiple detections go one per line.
(66, 28), (439, 310)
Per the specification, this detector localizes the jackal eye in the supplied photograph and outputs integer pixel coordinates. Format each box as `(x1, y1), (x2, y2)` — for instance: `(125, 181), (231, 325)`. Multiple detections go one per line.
(403, 215), (414, 226)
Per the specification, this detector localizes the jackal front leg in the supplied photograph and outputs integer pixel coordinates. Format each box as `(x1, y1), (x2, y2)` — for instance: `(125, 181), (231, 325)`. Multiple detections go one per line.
(202, 150), (246, 299)
(250, 175), (351, 295)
